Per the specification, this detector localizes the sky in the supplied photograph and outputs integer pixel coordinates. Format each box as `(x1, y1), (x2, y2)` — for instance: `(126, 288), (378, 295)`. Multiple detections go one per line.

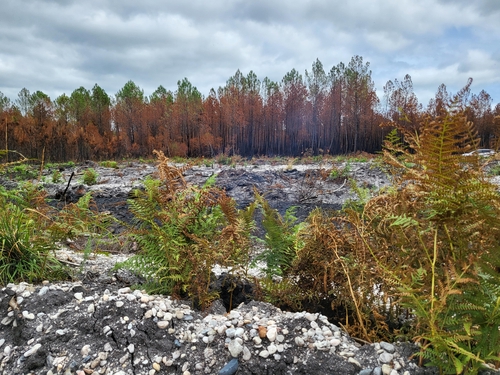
(0, 0), (499, 108)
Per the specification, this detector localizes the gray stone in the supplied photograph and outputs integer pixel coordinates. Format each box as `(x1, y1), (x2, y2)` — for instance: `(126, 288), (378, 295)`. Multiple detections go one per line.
(380, 341), (395, 353)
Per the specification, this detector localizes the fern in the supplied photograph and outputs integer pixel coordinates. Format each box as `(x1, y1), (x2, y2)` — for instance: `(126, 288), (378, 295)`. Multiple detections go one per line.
(118, 151), (256, 309)
(362, 82), (500, 374)
(254, 191), (301, 277)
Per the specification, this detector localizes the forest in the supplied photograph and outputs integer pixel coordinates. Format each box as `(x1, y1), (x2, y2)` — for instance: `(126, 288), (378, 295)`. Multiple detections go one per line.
(0, 55), (498, 162)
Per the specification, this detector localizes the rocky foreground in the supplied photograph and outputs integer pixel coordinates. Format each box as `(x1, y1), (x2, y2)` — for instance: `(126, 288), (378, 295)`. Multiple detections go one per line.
(0, 250), (440, 375)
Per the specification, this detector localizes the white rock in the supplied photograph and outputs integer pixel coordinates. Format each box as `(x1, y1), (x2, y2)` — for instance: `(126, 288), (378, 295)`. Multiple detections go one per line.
(242, 346), (251, 361)
(119, 353), (129, 364)
(259, 350), (270, 358)
(164, 312), (173, 321)
(266, 326), (277, 342)
(382, 364), (392, 375)
(294, 337), (305, 346)
(267, 344), (277, 354)
(228, 339), (243, 357)
(24, 343), (42, 357)
(157, 321), (169, 329)
(314, 341), (330, 351)
(234, 327), (244, 337)
(81, 345), (91, 356)
(127, 344), (135, 353)
(348, 357), (361, 367)
(1, 317), (14, 325)
(305, 313), (317, 321)
(330, 338), (341, 347)
(22, 311), (35, 320)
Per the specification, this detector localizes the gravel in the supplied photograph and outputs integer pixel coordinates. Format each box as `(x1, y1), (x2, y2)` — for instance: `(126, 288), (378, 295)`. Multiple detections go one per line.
(1, 249), (436, 375)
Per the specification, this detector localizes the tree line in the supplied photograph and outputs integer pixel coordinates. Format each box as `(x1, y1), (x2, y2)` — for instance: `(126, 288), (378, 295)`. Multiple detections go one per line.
(0, 55), (499, 162)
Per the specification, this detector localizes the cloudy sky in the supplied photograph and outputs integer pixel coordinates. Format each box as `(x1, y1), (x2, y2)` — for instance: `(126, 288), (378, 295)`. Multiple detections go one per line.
(0, 0), (499, 107)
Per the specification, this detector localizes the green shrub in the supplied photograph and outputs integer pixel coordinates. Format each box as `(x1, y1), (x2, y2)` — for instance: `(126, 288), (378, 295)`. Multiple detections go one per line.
(216, 154), (232, 165)
(487, 164), (500, 176)
(329, 162), (351, 180)
(0, 196), (65, 284)
(117, 150), (255, 308)
(82, 168), (98, 185)
(8, 163), (38, 180)
(99, 160), (118, 169)
(52, 170), (63, 183)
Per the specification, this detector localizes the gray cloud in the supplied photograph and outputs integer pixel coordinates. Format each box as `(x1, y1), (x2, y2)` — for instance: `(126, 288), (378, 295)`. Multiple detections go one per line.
(0, 0), (498, 107)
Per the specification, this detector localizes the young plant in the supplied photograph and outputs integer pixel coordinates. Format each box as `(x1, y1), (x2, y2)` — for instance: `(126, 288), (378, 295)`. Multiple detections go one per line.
(117, 150), (254, 308)
(52, 169), (63, 183)
(328, 162), (351, 181)
(0, 186), (66, 283)
(253, 190), (301, 277)
(99, 160), (118, 169)
(82, 168), (99, 185)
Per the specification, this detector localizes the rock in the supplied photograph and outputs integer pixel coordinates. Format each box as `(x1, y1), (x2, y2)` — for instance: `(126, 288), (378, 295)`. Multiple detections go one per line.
(379, 352), (394, 364)
(382, 364), (392, 375)
(259, 350), (270, 358)
(380, 341), (395, 353)
(81, 344), (91, 356)
(157, 320), (169, 329)
(24, 343), (42, 357)
(258, 325), (267, 338)
(218, 358), (239, 375)
(266, 326), (277, 341)
(242, 346), (251, 361)
(228, 339), (243, 357)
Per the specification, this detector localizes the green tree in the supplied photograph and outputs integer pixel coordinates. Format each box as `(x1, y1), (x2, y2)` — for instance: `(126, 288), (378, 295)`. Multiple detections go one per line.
(16, 88), (31, 116)
(0, 91), (10, 112)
